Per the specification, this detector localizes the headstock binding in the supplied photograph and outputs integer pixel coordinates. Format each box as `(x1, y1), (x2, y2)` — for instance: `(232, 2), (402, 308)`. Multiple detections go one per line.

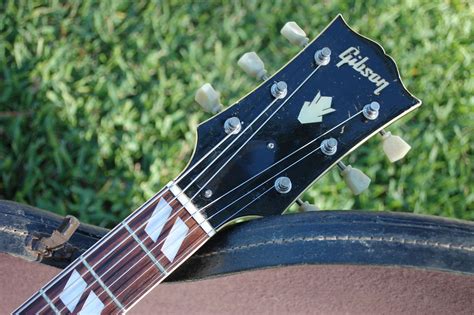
(179, 15), (421, 228)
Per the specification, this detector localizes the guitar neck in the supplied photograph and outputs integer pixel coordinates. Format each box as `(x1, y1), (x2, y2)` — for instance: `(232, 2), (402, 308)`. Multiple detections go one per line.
(15, 182), (215, 314)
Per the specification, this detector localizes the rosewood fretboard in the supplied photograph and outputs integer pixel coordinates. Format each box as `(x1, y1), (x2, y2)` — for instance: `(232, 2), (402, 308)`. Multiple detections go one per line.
(15, 183), (215, 314)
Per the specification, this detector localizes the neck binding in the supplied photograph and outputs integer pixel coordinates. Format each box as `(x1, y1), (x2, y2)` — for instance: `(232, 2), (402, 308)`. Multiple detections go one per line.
(15, 182), (215, 314)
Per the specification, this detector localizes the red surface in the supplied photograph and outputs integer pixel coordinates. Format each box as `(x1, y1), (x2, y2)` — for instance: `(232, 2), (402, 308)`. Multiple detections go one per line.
(2, 253), (473, 314)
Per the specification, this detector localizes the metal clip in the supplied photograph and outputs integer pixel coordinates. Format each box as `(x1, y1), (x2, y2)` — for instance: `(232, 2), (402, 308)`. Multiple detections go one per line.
(28, 215), (80, 260)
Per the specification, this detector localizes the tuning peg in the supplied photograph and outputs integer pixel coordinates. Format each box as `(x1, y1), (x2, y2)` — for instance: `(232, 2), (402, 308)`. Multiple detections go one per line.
(337, 162), (371, 195)
(295, 198), (320, 212)
(380, 130), (411, 162)
(281, 21), (309, 47)
(238, 52), (267, 80)
(195, 83), (223, 114)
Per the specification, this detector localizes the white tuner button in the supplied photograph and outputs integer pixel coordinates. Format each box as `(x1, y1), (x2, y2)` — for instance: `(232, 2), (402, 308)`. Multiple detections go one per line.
(238, 52), (267, 80)
(195, 83), (222, 114)
(380, 130), (411, 163)
(338, 162), (371, 195)
(281, 21), (309, 47)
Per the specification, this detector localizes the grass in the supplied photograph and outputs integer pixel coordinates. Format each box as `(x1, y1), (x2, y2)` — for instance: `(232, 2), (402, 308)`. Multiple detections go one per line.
(0, 0), (472, 227)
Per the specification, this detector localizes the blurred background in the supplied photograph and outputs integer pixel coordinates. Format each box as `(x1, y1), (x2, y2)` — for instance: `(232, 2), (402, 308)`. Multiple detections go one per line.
(0, 0), (472, 227)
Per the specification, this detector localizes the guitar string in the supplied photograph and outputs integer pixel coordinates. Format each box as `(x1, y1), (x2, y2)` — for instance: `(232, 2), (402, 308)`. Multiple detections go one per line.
(43, 74), (305, 313)
(80, 109), (364, 313)
(113, 104), (363, 311)
(195, 109), (363, 214)
(29, 75), (283, 312)
(42, 64), (324, 313)
(58, 82), (362, 315)
(35, 71), (286, 312)
(121, 185), (275, 312)
(25, 131), (235, 313)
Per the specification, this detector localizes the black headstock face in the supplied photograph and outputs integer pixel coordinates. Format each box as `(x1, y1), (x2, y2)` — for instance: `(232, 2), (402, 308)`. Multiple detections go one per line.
(178, 15), (421, 228)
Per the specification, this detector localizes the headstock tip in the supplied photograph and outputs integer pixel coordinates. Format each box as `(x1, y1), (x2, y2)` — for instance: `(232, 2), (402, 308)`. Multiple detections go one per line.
(326, 14), (421, 111)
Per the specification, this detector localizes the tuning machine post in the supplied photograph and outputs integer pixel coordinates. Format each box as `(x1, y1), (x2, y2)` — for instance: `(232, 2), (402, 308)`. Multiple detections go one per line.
(195, 83), (223, 114)
(379, 129), (411, 162)
(337, 162), (371, 195)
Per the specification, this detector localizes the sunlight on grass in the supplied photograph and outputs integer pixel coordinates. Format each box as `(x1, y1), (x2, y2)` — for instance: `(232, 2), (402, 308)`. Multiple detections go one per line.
(0, 0), (472, 226)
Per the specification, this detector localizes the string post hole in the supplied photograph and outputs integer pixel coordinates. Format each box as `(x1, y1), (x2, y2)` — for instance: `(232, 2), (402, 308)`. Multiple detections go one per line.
(321, 138), (338, 156)
(363, 101), (380, 120)
(224, 117), (242, 135)
(314, 47), (331, 66)
(275, 176), (292, 194)
(271, 81), (288, 99)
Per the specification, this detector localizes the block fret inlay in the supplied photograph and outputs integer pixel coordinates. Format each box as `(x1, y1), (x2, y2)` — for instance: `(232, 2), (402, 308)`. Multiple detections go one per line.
(14, 183), (215, 314)
(161, 217), (189, 262)
(144, 197), (173, 242)
(79, 291), (104, 315)
(59, 269), (87, 312)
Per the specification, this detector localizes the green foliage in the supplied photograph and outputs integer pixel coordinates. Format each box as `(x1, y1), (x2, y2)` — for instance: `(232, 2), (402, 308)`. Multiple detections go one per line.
(0, 0), (472, 227)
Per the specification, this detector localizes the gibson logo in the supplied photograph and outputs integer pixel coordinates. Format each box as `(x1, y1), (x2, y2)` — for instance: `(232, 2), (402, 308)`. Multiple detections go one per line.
(336, 47), (389, 95)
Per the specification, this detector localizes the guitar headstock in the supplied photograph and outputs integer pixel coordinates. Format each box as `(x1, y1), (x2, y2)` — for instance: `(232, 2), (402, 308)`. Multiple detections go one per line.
(180, 15), (421, 228)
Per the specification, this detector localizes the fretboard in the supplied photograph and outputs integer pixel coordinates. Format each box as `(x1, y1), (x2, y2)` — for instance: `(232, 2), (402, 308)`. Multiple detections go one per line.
(14, 182), (215, 314)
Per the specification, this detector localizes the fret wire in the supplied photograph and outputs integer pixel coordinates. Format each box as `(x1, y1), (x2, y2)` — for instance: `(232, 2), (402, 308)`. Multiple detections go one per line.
(104, 185), (275, 311)
(92, 222), (204, 310)
(25, 186), (169, 312)
(56, 204), (206, 314)
(39, 289), (60, 315)
(122, 222), (168, 275)
(111, 231), (211, 311)
(30, 60), (325, 314)
(34, 191), (182, 314)
(81, 259), (126, 311)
